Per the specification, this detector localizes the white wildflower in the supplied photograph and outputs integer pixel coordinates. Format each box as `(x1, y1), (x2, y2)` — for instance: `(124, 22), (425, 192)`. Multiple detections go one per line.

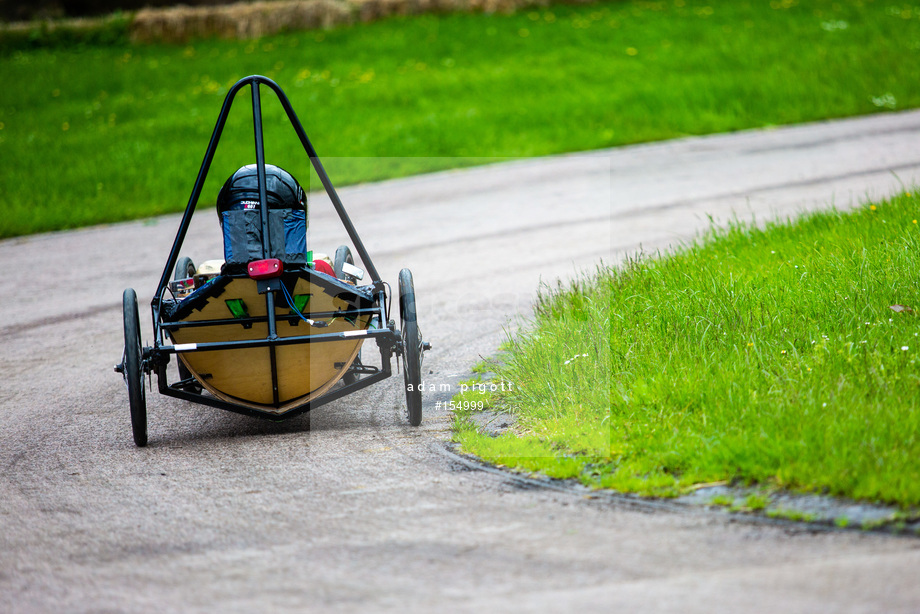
(820, 20), (848, 31)
(871, 93), (897, 109)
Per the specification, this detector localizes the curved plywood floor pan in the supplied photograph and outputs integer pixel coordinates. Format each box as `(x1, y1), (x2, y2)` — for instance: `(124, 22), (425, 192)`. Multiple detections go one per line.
(171, 275), (370, 413)
(177, 343), (363, 415)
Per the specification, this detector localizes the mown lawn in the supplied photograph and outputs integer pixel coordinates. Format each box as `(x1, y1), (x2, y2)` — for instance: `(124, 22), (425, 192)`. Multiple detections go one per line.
(455, 192), (920, 507)
(2, 0), (920, 237)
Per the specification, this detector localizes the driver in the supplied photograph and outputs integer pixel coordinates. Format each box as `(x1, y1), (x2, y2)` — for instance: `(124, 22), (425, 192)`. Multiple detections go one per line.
(216, 163), (336, 276)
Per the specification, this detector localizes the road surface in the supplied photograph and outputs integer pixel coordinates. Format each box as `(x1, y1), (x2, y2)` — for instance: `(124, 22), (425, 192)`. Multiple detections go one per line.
(2, 110), (920, 612)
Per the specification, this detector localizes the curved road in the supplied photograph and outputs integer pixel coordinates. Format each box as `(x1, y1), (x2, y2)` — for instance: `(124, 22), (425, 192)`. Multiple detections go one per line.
(3, 111), (920, 613)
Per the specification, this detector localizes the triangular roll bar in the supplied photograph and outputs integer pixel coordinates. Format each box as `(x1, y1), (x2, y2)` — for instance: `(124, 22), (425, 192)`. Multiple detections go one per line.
(152, 75), (383, 320)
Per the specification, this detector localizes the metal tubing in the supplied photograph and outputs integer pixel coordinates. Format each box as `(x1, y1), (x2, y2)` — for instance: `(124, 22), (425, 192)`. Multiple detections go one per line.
(160, 327), (398, 354)
(251, 81), (272, 259)
(152, 78), (250, 322)
(153, 75), (384, 331)
(258, 77), (383, 284)
(160, 307), (379, 330)
(151, 75), (398, 416)
(376, 289), (388, 325)
(249, 79), (282, 406)
(160, 368), (391, 418)
(269, 344), (280, 405)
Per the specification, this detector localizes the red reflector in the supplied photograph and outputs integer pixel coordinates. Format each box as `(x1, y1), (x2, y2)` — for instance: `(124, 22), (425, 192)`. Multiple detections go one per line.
(247, 258), (282, 280)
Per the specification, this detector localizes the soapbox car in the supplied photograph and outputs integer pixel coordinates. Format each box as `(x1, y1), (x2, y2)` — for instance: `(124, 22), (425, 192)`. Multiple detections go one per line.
(115, 75), (430, 447)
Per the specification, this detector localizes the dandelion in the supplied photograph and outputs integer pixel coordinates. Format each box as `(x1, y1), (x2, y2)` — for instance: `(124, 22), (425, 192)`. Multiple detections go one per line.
(870, 205), (877, 211)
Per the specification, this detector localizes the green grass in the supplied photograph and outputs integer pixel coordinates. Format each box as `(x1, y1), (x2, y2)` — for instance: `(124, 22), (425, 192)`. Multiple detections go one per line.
(767, 508), (817, 523)
(743, 493), (769, 511)
(454, 191), (920, 507)
(710, 494), (734, 507)
(0, 13), (132, 51)
(3, 0), (920, 237)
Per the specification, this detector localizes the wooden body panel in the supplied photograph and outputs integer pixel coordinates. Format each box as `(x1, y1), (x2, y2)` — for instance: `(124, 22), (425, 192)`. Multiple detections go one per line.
(169, 274), (370, 413)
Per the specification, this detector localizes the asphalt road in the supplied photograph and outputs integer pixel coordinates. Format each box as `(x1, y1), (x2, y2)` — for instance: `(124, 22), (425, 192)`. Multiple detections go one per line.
(3, 110), (920, 613)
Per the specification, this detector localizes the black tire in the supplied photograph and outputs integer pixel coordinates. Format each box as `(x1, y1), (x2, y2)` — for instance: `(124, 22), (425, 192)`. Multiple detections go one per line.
(334, 245), (355, 281)
(174, 257), (201, 392)
(334, 246), (360, 385)
(123, 288), (148, 447)
(399, 268), (423, 426)
(337, 245), (361, 386)
(175, 256), (196, 280)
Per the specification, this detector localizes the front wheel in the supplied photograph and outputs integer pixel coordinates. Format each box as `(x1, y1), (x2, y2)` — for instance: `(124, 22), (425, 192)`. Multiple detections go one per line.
(334, 245), (356, 283)
(122, 288), (148, 447)
(174, 258), (201, 393)
(175, 256), (196, 281)
(338, 244), (360, 387)
(399, 269), (423, 426)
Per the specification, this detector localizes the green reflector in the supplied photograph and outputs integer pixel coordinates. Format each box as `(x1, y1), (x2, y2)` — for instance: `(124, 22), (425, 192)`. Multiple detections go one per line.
(291, 294), (310, 314)
(225, 298), (249, 319)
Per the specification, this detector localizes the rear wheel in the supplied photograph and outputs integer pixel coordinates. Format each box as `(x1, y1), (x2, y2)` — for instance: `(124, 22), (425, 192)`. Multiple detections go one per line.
(175, 256), (196, 280)
(336, 245), (361, 385)
(174, 257), (201, 393)
(399, 269), (423, 426)
(123, 288), (148, 447)
(334, 245), (355, 282)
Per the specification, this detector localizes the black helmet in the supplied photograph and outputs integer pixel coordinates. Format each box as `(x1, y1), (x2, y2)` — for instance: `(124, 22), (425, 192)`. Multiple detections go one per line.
(216, 163), (305, 217)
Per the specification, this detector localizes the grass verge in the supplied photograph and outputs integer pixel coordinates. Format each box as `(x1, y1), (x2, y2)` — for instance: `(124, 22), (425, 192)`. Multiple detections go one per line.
(3, 0), (920, 237)
(454, 191), (920, 507)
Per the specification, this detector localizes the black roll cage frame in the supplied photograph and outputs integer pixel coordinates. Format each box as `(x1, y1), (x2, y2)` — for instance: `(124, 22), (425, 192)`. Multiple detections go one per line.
(143, 75), (401, 421)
